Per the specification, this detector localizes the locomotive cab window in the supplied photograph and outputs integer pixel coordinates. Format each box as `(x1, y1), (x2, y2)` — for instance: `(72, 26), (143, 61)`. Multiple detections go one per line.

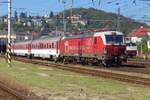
(126, 43), (136, 46)
(105, 35), (123, 44)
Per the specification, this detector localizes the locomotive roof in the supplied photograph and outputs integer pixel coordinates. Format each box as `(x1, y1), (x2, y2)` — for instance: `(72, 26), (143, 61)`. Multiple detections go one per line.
(64, 31), (124, 39)
(64, 32), (93, 39)
(12, 40), (31, 45)
(94, 31), (124, 36)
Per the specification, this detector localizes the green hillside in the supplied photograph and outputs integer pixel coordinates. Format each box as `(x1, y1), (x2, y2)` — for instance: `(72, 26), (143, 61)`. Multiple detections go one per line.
(0, 8), (149, 35)
(62, 8), (149, 35)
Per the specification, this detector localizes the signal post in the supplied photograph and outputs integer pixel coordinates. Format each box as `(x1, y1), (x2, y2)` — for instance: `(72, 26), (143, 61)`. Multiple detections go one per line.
(7, 0), (12, 67)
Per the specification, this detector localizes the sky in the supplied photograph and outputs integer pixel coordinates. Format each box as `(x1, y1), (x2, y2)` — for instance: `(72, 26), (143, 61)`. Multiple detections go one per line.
(0, 0), (150, 23)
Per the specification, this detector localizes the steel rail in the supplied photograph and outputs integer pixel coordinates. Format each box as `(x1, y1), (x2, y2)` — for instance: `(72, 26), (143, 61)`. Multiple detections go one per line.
(0, 81), (28, 100)
(0, 55), (30, 100)
(12, 56), (150, 87)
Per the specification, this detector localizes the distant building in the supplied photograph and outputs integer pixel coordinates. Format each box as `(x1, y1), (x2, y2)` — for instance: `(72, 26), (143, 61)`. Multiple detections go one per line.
(127, 26), (150, 43)
(31, 17), (42, 27)
(67, 14), (87, 26)
(3, 16), (8, 23)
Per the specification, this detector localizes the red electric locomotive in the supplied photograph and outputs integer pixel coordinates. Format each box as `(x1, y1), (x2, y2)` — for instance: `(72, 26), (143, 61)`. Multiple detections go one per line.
(12, 30), (127, 67)
(59, 30), (127, 66)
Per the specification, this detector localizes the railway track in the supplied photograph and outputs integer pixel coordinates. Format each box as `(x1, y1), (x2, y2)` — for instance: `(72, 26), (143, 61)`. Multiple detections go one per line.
(127, 60), (150, 67)
(0, 81), (28, 100)
(11, 56), (150, 87)
(0, 55), (31, 100)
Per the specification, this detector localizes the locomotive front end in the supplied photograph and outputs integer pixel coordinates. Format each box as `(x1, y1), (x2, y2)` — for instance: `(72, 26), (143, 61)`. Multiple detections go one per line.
(102, 31), (127, 66)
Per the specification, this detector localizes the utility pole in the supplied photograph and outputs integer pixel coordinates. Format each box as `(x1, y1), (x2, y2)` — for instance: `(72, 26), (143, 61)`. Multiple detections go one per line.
(145, 33), (149, 60)
(7, 0), (12, 67)
(62, 0), (66, 33)
(70, 0), (73, 34)
(117, 7), (120, 31)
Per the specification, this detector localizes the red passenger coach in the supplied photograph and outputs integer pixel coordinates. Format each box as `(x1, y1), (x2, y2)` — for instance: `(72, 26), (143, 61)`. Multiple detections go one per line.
(30, 37), (61, 59)
(12, 41), (31, 56)
(59, 30), (127, 66)
(12, 36), (61, 59)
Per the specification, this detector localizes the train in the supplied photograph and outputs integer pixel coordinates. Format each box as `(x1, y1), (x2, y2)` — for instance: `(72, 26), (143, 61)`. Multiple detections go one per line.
(0, 39), (7, 53)
(11, 29), (127, 67)
(126, 42), (137, 57)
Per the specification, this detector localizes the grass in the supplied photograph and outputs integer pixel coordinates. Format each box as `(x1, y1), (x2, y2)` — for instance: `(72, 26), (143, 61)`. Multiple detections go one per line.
(0, 58), (150, 100)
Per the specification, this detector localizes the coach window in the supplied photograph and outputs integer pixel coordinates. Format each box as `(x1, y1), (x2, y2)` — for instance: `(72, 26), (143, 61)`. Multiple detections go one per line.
(41, 44), (43, 49)
(52, 43), (54, 48)
(44, 44), (46, 49)
(54, 43), (56, 48)
(32, 45), (34, 48)
(37, 44), (38, 49)
(47, 44), (49, 48)
(47, 43), (48, 48)
(46, 43), (49, 48)
(45, 43), (48, 49)
(49, 44), (51, 48)
(43, 44), (45, 48)
(26, 44), (28, 49)
(38, 44), (40, 49)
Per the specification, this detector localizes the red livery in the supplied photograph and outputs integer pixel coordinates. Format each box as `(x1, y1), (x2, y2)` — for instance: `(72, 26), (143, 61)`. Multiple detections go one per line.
(12, 30), (127, 66)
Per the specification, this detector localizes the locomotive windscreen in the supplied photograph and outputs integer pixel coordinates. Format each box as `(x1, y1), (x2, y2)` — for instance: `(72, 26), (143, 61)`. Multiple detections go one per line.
(105, 35), (123, 44)
(126, 42), (136, 46)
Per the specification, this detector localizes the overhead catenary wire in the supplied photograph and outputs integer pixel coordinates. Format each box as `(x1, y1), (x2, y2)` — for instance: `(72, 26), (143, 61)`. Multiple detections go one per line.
(1, 0), (150, 27)
(5, 0), (150, 22)
(12, 0), (127, 16)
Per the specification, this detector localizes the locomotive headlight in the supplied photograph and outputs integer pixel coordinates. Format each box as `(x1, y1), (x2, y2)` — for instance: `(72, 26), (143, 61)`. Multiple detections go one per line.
(103, 48), (108, 55)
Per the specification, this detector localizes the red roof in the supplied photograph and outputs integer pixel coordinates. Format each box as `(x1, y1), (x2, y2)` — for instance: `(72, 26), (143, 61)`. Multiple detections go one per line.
(128, 27), (150, 37)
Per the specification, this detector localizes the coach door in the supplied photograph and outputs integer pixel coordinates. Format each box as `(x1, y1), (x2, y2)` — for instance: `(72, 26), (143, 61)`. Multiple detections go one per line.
(56, 41), (59, 54)
(28, 44), (31, 53)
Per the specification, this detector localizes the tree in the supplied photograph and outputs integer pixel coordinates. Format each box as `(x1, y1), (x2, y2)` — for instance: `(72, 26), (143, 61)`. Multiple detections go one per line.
(20, 12), (27, 18)
(137, 38), (149, 60)
(0, 23), (7, 30)
(14, 11), (18, 19)
(50, 11), (54, 18)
